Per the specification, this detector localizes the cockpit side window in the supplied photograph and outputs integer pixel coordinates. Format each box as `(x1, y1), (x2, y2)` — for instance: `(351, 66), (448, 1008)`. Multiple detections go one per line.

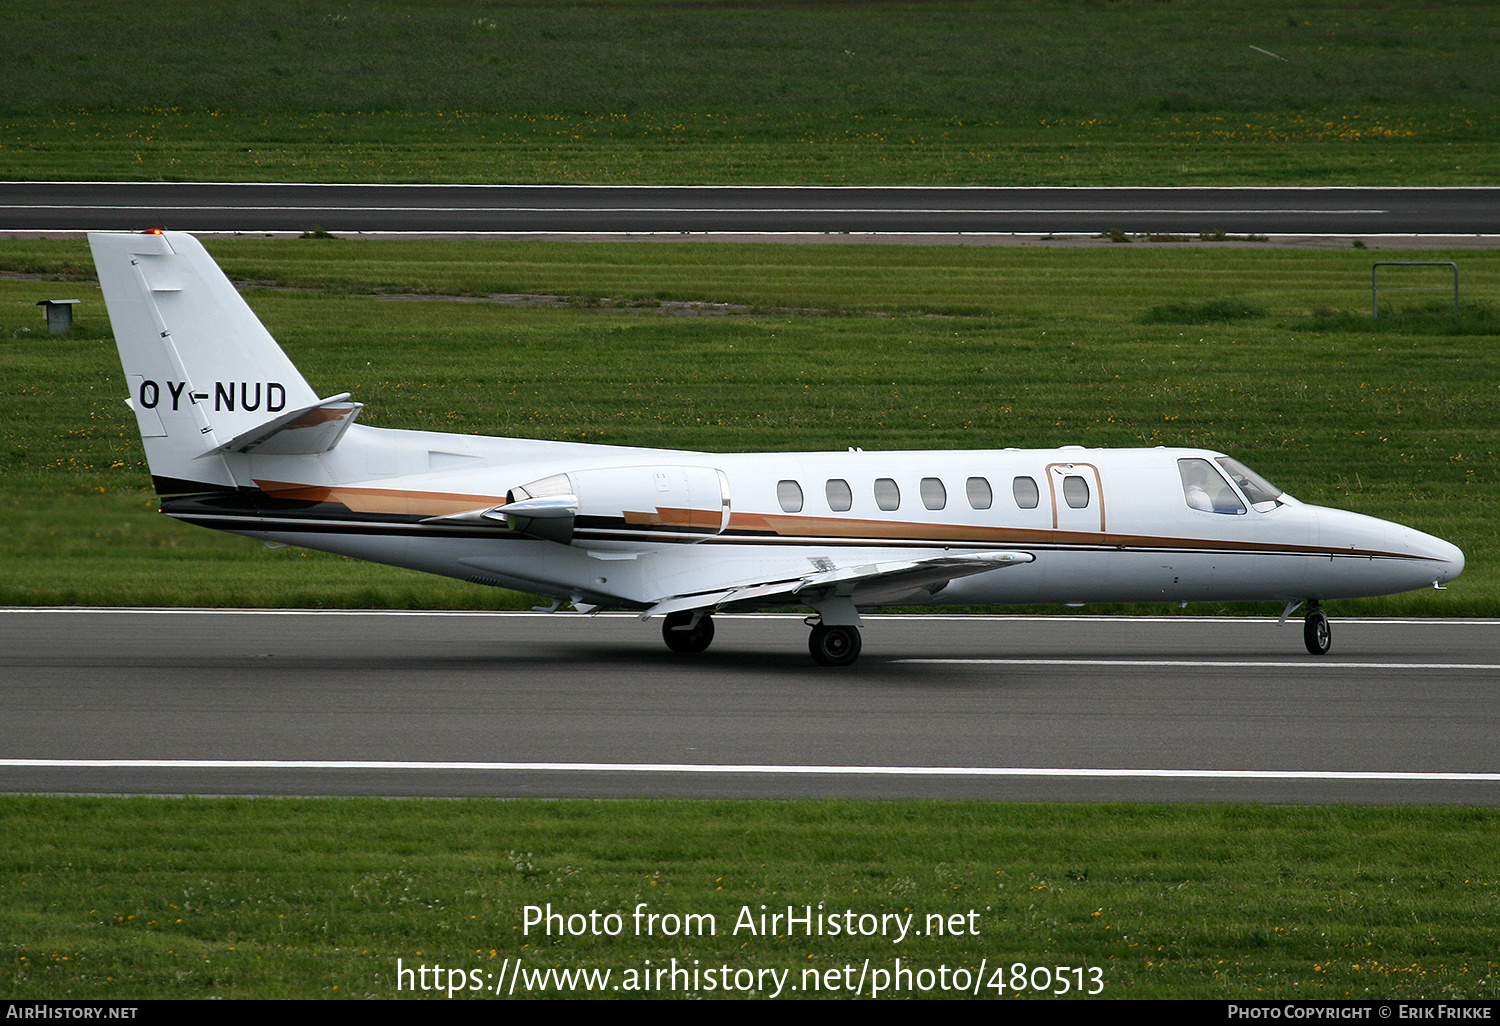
(1177, 458), (1246, 515)
(1215, 456), (1284, 511)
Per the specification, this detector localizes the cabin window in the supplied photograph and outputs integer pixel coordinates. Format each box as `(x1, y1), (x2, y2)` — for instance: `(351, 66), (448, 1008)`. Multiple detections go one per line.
(1178, 458), (1245, 514)
(1063, 475), (1090, 509)
(920, 477), (947, 510)
(826, 478), (853, 512)
(777, 479), (804, 513)
(966, 476), (993, 510)
(1012, 476), (1040, 509)
(874, 478), (901, 511)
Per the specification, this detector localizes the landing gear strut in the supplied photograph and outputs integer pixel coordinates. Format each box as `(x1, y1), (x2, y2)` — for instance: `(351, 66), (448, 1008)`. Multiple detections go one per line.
(662, 611), (714, 654)
(1303, 604), (1331, 655)
(808, 623), (862, 666)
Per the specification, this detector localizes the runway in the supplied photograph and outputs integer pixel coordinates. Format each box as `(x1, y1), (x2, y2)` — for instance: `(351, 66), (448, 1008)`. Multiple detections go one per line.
(3, 183), (1498, 236)
(3, 609), (1497, 804)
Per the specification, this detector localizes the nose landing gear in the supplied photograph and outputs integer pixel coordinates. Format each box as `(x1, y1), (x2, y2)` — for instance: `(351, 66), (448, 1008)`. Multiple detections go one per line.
(1281, 599), (1333, 655)
(1303, 604), (1331, 655)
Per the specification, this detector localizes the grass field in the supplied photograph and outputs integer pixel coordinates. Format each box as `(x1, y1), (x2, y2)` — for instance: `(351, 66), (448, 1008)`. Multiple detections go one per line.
(4, 797), (1498, 1000)
(2, 236), (1494, 613)
(1, 0), (1496, 185)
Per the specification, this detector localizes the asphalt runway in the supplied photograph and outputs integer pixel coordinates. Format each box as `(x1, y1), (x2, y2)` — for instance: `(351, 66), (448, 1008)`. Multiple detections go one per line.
(2, 609), (1496, 804)
(3, 183), (1498, 236)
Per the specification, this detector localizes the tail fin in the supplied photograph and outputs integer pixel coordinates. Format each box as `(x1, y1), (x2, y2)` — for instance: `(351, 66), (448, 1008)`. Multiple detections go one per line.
(89, 231), (360, 494)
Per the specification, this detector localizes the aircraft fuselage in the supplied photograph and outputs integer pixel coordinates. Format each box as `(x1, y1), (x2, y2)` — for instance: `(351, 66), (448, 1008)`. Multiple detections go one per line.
(161, 426), (1462, 614)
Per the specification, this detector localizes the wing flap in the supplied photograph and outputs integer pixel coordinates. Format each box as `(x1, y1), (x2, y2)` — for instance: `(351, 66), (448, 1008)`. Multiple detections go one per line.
(639, 549), (1034, 619)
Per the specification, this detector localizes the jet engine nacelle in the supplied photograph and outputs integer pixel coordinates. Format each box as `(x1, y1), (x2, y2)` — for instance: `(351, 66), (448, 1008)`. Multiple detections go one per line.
(498, 465), (729, 547)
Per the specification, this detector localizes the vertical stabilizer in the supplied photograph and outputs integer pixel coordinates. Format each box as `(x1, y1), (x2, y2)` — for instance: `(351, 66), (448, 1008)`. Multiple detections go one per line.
(90, 231), (322, 493)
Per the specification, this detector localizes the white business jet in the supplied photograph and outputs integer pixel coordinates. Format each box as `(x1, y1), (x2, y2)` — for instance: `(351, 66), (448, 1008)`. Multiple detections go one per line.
(89, 231), (1463, 665)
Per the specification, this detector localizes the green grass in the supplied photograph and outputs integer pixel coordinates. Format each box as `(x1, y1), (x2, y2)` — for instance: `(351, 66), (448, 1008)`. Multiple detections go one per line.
(1, 1), (1497, 185)
(1308, 299), (1500, 336)
(1, 237), (1495, 613)
(1142, 298), (1267, 324)
(3, 797), (1498, 999)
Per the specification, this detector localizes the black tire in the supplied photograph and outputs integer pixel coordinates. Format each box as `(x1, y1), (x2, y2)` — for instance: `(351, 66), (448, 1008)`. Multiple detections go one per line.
(809, 624), (862, 666)
(662, 611), (714, 654)
(1304, 609), (1331, 655)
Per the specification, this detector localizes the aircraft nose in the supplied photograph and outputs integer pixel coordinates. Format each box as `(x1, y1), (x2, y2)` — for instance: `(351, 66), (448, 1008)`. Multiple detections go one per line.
(1387, 519), (1464, 585)
(1417, 531), (1465, 584)
(1315, 506), (1464, 592)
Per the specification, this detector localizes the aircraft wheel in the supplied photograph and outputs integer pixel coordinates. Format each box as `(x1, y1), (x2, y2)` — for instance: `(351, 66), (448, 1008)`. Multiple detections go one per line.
(809, 624), (862, 666)
(1303, 608), (1331, 655)
(662, 611), (714, 654)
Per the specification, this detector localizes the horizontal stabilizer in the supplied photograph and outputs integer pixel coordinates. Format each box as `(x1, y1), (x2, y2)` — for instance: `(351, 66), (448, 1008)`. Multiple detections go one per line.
(197, 394), (362, 457)
(641, 549), (1034, 619)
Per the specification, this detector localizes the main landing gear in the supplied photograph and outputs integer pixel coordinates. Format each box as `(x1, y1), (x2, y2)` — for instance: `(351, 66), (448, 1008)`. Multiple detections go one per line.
(808, 623), (862, 667)
(1303, 603), (1331, 655)
(660, 606), (865, 666)
(662, 610), (715, 654)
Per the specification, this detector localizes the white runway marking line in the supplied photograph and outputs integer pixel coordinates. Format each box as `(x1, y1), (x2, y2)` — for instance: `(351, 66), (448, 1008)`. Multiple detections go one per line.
(4, 760), (1499, 782)
(0, 204), (1388, 215)
(898, 659), (1500, 670)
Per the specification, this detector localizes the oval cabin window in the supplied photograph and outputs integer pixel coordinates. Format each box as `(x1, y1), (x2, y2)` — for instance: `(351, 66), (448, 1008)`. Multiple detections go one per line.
(966, 476), (992, 510)
(1012, 476), (1040, 509)
(777, 479), (804, 513)
(825, 478), (853, 512)
(920, 477), (947, 510)
(1063, 475), (1090, 509)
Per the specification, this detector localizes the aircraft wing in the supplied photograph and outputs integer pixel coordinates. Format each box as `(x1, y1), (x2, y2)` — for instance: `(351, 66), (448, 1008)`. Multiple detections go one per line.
(640, 549), (1034, 619)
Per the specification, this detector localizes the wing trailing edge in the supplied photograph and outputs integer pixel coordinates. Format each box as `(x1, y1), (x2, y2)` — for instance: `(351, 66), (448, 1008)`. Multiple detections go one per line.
(640, 549), (1035, 619)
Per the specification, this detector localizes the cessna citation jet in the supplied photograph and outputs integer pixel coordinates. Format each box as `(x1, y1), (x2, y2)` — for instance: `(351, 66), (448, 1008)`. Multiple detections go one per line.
(89, 231), (1464, 665)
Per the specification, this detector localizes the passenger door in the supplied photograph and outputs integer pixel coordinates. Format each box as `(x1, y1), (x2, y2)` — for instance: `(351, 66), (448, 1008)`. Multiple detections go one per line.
(1046, 462), (1105, 536)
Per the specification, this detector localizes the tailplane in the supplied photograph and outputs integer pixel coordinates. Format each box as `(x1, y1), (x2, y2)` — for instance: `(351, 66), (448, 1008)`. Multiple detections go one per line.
(89, 231), (361, 493)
